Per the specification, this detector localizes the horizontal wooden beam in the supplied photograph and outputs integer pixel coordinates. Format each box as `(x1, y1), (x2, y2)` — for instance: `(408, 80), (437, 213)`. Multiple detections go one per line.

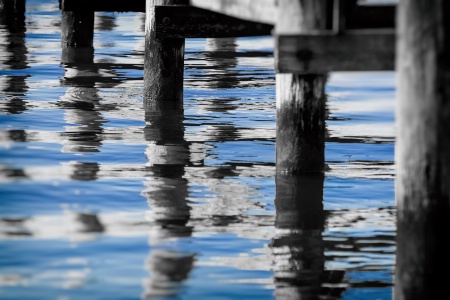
(347, 4), (396, 29)
(189, 0), (276, 25)
(275, 29), (395, 74)
(155, 5), (273, 38)
(59, 0), (145, 12)
(60, 0), (395, 31)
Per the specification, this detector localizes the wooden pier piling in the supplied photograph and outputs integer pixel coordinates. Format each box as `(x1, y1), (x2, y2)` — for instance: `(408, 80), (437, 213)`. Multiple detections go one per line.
(0, 0), (25, 27)
(275, 0), (328, 174)
(60, 0), (95, 64)
(60, 9), (94, 49)
(395, 0), (450, 299)
(144, 0), (188, 108)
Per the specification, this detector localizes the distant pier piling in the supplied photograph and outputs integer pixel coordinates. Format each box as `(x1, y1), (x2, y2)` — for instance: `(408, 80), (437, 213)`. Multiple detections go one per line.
(395, 0), (450, 299)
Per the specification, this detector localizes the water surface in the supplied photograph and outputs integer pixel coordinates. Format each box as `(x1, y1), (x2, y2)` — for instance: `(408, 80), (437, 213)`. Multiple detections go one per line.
(0, 1), (395, 299)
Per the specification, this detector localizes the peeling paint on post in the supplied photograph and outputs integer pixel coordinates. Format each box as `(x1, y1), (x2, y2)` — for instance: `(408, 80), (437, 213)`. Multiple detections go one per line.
(395, 0), (450, 299)
(275, 0), (329, 174)
(144, 0), (188, 109)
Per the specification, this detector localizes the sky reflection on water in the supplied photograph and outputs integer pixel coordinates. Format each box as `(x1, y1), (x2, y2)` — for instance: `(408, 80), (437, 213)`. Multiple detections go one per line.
(0, 1), (395, 299)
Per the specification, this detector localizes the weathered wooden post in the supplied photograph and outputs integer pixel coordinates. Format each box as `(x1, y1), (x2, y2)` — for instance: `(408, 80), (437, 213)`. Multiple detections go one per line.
(395, 0), (450, 299)
(275, 0), (328, 174)
(144, 0), (188, 108)
(60, 0), (95, 64)
(61, 10), (94, 48)
(0, 0), (28, 110)
(0, 0), (25, 27)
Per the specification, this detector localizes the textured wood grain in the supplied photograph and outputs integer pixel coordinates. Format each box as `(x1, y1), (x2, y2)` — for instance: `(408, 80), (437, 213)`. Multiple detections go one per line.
(275, 0), (329, 174)
(276, 29), (395, 73)
(154, 5), (273, 38)
(61, 10), (94, 48)
(189, 0), (276, 25)
(395, 0), (450, 299)
(144, 0), (188, 106)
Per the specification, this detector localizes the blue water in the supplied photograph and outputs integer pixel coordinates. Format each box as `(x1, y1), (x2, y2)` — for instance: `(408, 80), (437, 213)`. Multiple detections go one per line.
(0, 1), (396, 299)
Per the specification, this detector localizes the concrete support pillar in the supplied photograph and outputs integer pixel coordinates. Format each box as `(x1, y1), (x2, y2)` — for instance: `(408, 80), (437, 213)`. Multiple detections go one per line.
(275, 0), (329, 174)
(395, 0), (450, 299)
(144, 0), (188, 108)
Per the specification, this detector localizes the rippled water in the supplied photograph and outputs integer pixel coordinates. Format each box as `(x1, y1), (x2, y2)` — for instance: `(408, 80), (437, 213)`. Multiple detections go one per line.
(0, 1), (396, 299)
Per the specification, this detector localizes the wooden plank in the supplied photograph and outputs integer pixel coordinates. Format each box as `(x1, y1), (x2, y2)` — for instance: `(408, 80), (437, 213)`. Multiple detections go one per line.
(154, 5), (273, 38)
(189, 0), (276, 25)
(276, 29), (395, 73)
(60, 0), (145, 12)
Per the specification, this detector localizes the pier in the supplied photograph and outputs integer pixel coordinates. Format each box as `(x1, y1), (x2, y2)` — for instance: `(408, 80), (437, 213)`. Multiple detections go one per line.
(1, 0), (446, 298)
(56, 0), (449, 298)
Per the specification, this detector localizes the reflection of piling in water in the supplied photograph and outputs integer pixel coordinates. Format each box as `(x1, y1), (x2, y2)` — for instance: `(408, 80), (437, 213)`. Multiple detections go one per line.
(59, 27), (105, 154)
(204, 37), (239, 89)
(0, 75), (28, 114)
(0, 0), (29, 114)
(142, 106), (191, 231)
(64, 162), (100, 181)
(271, 174), (345, 299)
(65, 211), (105, 233)
(95, 12), (117, 32)
(143, 250), (195, 299)
(59, 49), (105, 153)
(0, 0), (27, 69)
(142, 102), (195, 299)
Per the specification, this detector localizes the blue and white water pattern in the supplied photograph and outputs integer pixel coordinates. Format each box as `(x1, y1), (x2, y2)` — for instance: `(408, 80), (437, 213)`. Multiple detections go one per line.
(0, 1), (396, 299)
